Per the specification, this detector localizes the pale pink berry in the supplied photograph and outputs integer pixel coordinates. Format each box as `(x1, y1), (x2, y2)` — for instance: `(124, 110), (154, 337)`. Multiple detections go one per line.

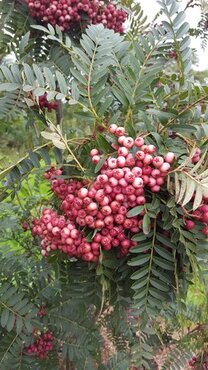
(151, 169), (161, 178)
(108, 158), (117, 169)
(117, 156), (126, 167)
(115, 127), (125, 137)
(123, 137), (134, 148)
(152, 156), (164, 168)
(148, 177), (157, 187)
(52, 226), (60, 236)
(97, 174), (108, 184)
(156, 177), (164, 185)
(135, 151), (145, 160)
(134, 137), (144, 147)
(192, 156), (200, 164)
(124, 171), (135, 183)
(136, 196), (146, 205)
(164, 152), (175, 164)
(87, 202), (98, 212)
(147, 145), (156, 154)
(150, 185), (161, 192)
(92, 155), (101, 164)
(160, 162), (171, 173)
(119, 178), (128, 187)
(133, 177), (143, 188)
(109, 177), (118, 187)
(126, 153), (135, 166)
(109, 124), (117, 134)
(143, 154), (153, 165)
(132, 167), (142, 177)
(78, 188), (88, 198)
(90, 149), (99, 157)
(118, 146), (129, 157)
(118, 136), (126, 145)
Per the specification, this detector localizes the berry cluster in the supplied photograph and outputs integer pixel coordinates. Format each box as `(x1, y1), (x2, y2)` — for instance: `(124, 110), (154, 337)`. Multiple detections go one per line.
(186, 203), (208, 235)
(38, 94), (58, 112)
(32, 208), (96, 261)
(26, 0), (127, 33)
(25, 332), (54, 359)
(32, 125), (175, 262)
(189, 354), (208, 369)
(37, 306), (47, 317)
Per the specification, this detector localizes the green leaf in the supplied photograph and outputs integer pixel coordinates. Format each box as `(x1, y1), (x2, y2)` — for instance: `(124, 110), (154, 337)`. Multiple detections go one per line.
(150, 278), (169, 292)
(44, 67), (56, 90)
(19, 32), (30, 53)
(31, 25), (50, 33)
(94, 156), (106, 173)
(176, 22), (190, 39)
(56, 71), (68, 95)
(128, 254), (150, 266)
(155, 246), (174, 262)
(96, 134), (112, 152)
(142, 214), (151, 235)
(131, 233), (151, 242)
(127, 205), (144, 218)
(1, 309), (9, 328)
(0, 83), (20, 91)
(131, 266), (149, 280)
(153, 257), (174, 270)
(173, 12), (186, 27)
(6, 313), (15, 332)
(16, 317), (23, 335)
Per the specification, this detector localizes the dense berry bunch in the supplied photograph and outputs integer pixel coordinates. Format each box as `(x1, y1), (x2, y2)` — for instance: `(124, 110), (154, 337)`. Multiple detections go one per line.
(25, 332), (54, 359)
(32, 125), (176, 261)
(38, 94), (58, 112)
(189, 354), (208, 369)
(26, 0), (127, 33)
(185, 202), (208, 235)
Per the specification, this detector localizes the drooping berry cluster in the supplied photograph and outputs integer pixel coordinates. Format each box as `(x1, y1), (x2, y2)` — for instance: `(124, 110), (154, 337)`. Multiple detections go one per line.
(26, 0), (127, 33)
(186, 203), (208, 235)
(25, 332), (54, 359)
(32, 125), (175, 262)
(38, 94), (58, 112)
(189, 354), (208, 369)
(32, 208), (96, 260)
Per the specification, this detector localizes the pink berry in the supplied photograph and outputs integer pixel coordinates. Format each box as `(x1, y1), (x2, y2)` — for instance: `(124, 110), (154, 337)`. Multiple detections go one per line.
(152, 156), (164, 168)
(92, 155), (101, 164)
(201, 225), (208, 235)
(132, 177), (143, 188)
(117, 156), (126, 167)
(164, 152), (175, 163)
(160, 162), (171, 173)
(123, 137), (134, 148)
(90, 149), (99, 157)
(109, 124), (117, 134)
(134, 137), (144, 147)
